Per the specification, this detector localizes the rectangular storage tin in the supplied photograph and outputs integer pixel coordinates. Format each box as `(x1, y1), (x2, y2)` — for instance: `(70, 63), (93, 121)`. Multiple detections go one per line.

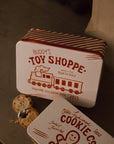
(16, 28), (106, 107)
(27, 97), (114, 144)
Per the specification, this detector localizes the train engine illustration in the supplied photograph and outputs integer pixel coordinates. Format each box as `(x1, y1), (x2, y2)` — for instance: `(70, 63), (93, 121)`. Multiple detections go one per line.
(28, 65), (83, 95)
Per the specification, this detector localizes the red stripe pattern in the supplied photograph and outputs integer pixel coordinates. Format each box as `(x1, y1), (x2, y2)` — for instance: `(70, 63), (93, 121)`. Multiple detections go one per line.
(22, 28), (106, 58)
(33, 128), (49, 139)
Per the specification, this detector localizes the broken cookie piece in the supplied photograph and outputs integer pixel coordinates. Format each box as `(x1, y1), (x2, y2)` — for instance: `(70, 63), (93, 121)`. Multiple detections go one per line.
(18, 107), (39, 128)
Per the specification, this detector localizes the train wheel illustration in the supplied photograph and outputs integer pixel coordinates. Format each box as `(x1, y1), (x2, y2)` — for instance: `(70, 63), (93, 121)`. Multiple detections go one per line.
(49, 142), (55, 144)
(42, 83), (46, 87)
(32, 81), (36, 85)
(75, 91), (79, 94)
(37, 82), (41, 86)
(54, 86), (59, 90)
(61, 87), (65, 91)
(69, 89), (73, 93)
(47, 84), (52, 88)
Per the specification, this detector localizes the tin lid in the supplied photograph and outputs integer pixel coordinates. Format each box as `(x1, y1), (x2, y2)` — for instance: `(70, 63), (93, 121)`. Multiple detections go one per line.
(27, 97), (114, 144)
(21, 28), (106, 58)
(16, 28), (106, 108)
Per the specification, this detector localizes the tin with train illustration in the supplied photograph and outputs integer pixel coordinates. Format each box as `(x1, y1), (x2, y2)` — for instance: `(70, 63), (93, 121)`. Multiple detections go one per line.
(16, 28), (106, 107)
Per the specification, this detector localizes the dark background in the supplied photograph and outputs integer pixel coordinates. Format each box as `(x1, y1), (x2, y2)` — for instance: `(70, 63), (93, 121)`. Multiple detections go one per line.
(0, 0), (113, 143)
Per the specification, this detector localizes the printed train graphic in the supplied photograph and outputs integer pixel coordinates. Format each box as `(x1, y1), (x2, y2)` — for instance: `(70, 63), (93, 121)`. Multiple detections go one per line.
(28, 65), (83, 95)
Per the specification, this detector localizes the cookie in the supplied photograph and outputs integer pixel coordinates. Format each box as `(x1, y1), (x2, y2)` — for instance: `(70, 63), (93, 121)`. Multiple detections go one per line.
(12, 94), (33, 113)
(18, 107), (39, 128)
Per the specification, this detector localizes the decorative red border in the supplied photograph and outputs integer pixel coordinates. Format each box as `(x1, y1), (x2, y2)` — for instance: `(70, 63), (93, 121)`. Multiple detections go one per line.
(21, 39), (104, 59)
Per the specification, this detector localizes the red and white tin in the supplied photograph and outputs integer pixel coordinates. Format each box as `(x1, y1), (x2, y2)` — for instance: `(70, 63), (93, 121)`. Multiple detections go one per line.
(16, 28), (106, 107)
(27, 97), (114, 144)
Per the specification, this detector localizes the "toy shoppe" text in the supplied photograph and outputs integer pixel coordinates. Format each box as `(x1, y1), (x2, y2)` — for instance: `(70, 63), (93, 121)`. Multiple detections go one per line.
(28, 55), (86, 74)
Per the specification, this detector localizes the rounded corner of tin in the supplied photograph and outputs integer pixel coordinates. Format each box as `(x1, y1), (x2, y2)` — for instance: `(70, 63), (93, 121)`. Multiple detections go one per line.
(88, 100), (96, 108)
(27, 124), (31, 134)
(16, 85), (24, 95)
(27, 126), (35, 142)
(16, 40), (23, 48)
